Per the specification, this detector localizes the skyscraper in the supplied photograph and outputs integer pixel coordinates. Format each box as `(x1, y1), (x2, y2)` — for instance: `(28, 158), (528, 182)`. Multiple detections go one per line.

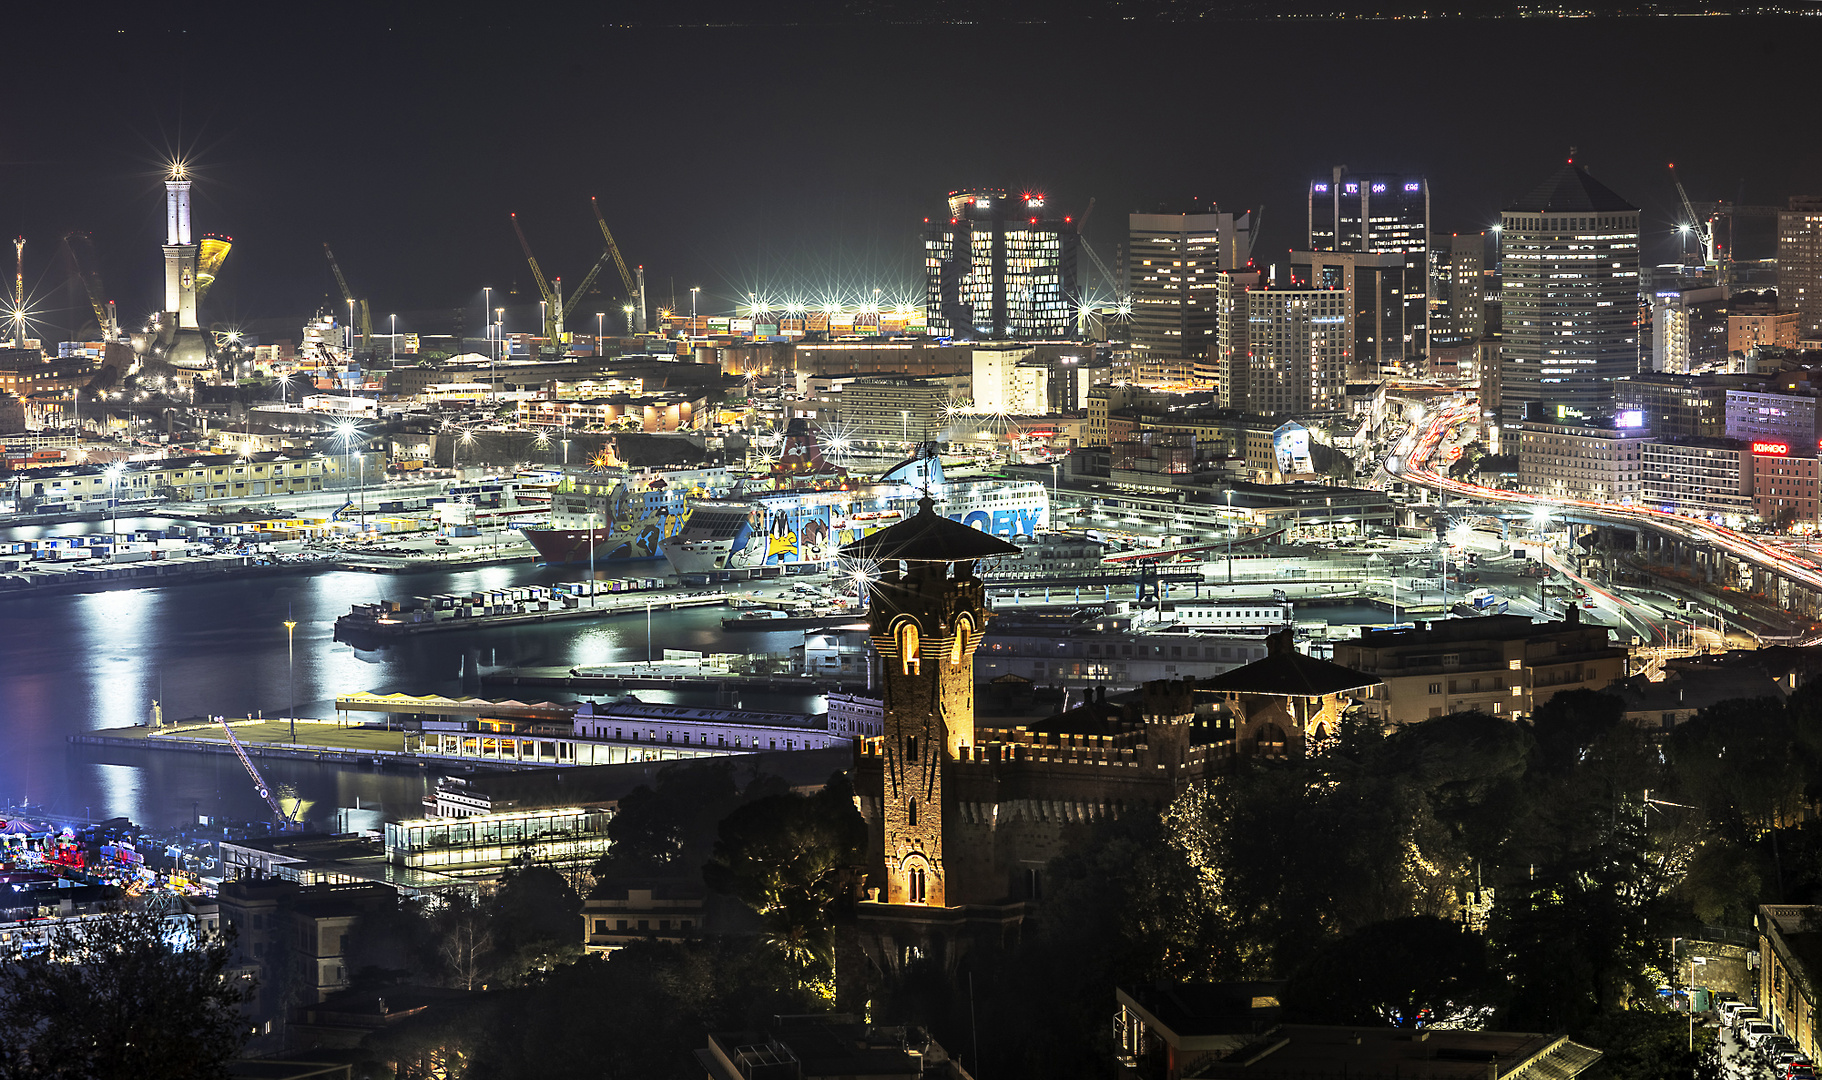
(1215, 278), (1350, 416)
(1127, 207), (1251, 360)
(924, 190), (1079, 340)
(1497, 161), (1642, 423)
(1779, 195), (1822, 338)
(1287, 249), (1403, 378)
(1308, 169), (1430, 356)
(1428, 232), (1486, 341)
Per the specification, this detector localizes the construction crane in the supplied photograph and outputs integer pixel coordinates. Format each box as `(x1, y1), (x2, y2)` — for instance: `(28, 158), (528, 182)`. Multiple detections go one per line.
(1075, 198), (1130, 315)
(322, 243), (373, 353)
(217, 715), (302, 830)
(61, 232), (116, 341)
(590, 197), (646, 334)
(510, 212), (565, 346)
(1668, 163), (1716, 270)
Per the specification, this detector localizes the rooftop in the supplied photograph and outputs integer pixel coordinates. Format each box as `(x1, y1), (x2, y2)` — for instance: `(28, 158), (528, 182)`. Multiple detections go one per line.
(841, 495), (1021, 564)
(1192, 1025), (1600, 1080)
(450, 745), (853, 813)
(1199, 632), (1379, 697)
(1506, 162), (1637, 215)
(1351, 612), (1609, 649)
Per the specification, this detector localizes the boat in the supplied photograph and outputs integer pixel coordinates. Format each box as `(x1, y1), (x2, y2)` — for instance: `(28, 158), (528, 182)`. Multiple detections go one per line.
(721, 609), (869, 632)
(520, 463), (733, 567)
(662, 442), (1049, 577)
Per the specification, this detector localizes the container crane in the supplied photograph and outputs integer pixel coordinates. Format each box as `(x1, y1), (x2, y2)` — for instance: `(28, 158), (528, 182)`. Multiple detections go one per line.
(510, 212), (565, 346)
(590, 197), (646, 334)
(322, 243), (373, 353)
(217, 715), (302, 830)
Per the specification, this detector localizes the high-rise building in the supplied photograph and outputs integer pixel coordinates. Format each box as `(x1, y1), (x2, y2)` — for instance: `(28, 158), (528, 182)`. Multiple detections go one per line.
(1216, 281), (1350, 416)
(1649, 285), (1728, 373)
(1288, 250), (1404, 379)
(1213, 271), (1262, 411)
(1779, 196), (1822, 338)
(924, 190), (1079, 340)
(1497, 162), (1642, 423)
(1429, 232), (1486, 341)
(1127, 208), (1251, 361)
(1308, 169), (1430, 356)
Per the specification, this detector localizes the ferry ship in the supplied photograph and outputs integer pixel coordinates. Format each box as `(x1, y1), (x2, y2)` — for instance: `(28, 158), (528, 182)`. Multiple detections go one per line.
(520, 464), (734, 566)
(661, 444), (1049, 576)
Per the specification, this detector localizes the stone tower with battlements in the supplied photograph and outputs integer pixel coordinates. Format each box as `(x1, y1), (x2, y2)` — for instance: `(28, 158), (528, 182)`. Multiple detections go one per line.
(843, 495), (1019, 908)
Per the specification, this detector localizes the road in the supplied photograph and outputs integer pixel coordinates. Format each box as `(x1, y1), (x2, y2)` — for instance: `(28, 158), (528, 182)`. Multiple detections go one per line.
(1392, 398), (1819, 644)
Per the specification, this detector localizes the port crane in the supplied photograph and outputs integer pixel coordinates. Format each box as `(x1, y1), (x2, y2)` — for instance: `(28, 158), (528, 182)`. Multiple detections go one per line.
(323, 243), (373, 354)
(61, 232), (117, 341)
(217, 715), (302, 830)
(591, 197), (646, 334)
(1669, 163), (1717, 270)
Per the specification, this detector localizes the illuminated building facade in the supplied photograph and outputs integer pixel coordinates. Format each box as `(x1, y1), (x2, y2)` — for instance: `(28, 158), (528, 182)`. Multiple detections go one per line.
(1128, 209), (1252, 360)
(924, 189), (1080, 340)
(1308, 169), (1431, 355)
(1288, 250), (1405, 378)
(1779, 196), (1822, 337)
(1429, 232), (1486, 340)
(1497, 163), (1641, 422)
(1511, 417), (1647, 504)
(1217, 284), (1350, 416)
(1650, 285), (1727, 373)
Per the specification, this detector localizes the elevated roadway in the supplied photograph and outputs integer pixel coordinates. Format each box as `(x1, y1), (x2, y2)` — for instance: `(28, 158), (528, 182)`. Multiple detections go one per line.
(1392, 399), (1820, 641)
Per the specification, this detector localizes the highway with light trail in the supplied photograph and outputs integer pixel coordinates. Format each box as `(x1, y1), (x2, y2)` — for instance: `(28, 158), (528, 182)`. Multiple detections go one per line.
(1390, 397), (1821, 644)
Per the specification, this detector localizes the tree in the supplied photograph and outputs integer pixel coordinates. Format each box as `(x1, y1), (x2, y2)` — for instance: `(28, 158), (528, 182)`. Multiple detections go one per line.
(1282, 916), (1500, 1028)
(0, 905), (252, 1080)
(703, 771), (866, 993)
(489, 866), (583, 982)
(592, 759), (771, 880)
(433, 892), (496, 991)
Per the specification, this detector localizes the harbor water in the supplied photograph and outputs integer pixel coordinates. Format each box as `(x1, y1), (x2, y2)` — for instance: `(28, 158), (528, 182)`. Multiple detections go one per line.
(0, 562), (814, 829)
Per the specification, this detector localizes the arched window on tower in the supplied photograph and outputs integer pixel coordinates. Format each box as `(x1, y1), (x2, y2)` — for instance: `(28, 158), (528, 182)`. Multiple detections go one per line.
(908, 867), (927, 904)
(897, 622), (921, 675)
(951, 615), (974, 666)
(907, 798), (918, 827)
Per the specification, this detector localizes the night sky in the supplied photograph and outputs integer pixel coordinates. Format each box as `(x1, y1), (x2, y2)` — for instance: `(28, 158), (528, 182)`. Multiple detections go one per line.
(5, 5), (1818, 343)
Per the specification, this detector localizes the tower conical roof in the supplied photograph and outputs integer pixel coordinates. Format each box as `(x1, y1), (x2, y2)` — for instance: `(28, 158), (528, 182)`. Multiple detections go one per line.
(839, 496), (1021, 563)
(1505, 162), (1637, 214)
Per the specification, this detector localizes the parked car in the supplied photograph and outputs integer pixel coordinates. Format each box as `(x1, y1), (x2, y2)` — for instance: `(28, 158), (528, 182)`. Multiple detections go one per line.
(1742, 1020), (1776, 1047)
(1731, 1006), (1762, 1029)
(1784, 1061), (1815, 1080)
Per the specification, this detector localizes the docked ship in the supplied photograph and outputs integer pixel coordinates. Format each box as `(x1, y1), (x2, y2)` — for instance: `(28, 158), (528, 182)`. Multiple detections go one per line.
(520, 463), (734, 567)
(661, 443), (1049, 577)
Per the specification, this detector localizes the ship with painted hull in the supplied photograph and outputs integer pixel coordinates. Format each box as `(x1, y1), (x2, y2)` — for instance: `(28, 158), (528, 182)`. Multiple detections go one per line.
(520, 463), (733, 567)
(661, 444), (1048, 577)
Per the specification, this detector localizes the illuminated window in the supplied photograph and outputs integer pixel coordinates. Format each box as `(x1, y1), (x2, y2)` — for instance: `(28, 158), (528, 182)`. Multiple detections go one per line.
(897, 622), (921, 675)
(908, 867), (927, 904)
(951, 616), (974, 665)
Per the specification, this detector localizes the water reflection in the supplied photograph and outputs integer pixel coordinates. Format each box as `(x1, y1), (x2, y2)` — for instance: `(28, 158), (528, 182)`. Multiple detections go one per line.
(0, 563), (824, 827)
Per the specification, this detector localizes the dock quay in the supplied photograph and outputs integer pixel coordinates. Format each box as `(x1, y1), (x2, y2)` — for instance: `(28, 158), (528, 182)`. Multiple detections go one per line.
(69, 718), (433, 769)
(481, 664), (865, 693)
(334, 584), (730, 640)
(0, 554), (326, 599)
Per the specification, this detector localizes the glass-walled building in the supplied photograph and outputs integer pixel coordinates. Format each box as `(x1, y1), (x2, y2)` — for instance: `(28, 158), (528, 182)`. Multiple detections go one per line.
(385, 807), (612, 878)
(1308, 170), (1431, 357)
(925, 189), (1079, 339)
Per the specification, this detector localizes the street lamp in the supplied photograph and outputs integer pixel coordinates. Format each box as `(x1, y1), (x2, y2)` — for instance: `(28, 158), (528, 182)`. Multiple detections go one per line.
(483, 287), (492, 358)
(104, 461), (125, 554)
(283, 616), (298, 743)
(390, 313), (397, 360)
(596, 312), (604, 354)
(494, 307), (504, 400)
(586, 511), (597, 607)
(623, 303), (634, 336)
(689, 287), (700, 341)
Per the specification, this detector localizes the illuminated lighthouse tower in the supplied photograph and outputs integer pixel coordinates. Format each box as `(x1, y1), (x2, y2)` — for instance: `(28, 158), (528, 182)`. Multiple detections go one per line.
(163, 165), (199, 330)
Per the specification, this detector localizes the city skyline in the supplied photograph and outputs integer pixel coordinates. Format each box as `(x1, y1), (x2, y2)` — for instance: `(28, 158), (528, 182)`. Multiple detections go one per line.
(3, 11), (1817, 341)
